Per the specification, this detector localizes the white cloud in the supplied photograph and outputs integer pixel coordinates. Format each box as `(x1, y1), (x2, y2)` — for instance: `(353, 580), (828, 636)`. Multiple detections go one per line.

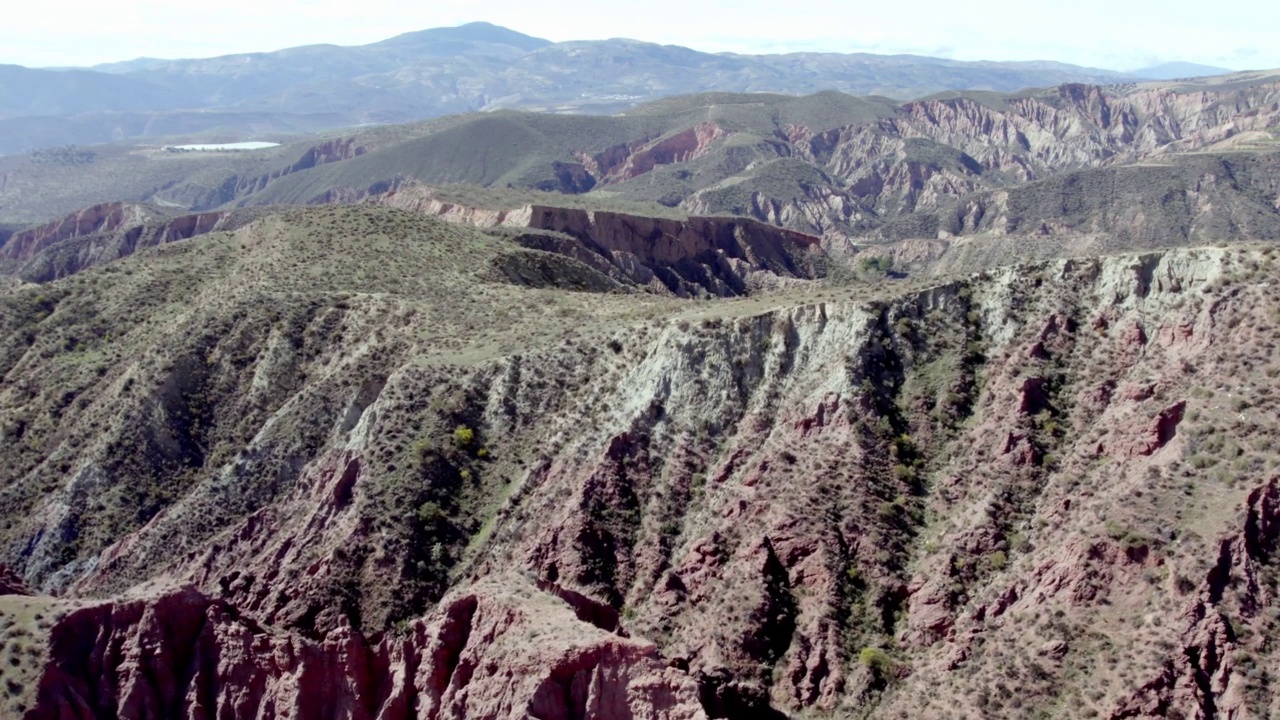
(1, 0), (1275, 70)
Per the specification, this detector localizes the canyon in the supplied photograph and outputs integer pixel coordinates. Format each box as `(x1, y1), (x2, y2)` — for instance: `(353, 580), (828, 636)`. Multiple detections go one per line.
(0, 60), (1279, 720)
(0, 197), (823, 295)
(4, 202), (1280, 717)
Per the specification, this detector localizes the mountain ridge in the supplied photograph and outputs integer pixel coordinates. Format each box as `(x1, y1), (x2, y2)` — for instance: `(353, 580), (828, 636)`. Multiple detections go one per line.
(4, 214), (1280, 717)
(3, 72), (1276, 250)
(1130, 61), (1236, 79)
(0, 22), (1242, 155)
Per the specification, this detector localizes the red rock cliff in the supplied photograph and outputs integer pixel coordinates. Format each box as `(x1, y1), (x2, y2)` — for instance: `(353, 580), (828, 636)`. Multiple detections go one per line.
(0, 203), (162, 262)
(29, 578), (705, 720)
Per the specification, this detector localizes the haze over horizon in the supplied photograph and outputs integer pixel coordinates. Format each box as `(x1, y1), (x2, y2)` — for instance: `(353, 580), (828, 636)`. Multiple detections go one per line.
(1, 0), (1272, 72)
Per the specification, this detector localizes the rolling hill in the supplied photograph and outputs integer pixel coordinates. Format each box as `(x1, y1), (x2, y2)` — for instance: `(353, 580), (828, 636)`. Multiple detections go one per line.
(2, 72), (1277, 265)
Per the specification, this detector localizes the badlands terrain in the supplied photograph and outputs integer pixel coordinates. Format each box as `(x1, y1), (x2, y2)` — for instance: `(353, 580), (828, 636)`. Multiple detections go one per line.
(0, 63), (1279, 720)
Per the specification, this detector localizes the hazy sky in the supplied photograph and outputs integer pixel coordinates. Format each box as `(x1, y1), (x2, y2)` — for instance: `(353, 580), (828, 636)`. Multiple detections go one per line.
(2, 0), (1275, 71)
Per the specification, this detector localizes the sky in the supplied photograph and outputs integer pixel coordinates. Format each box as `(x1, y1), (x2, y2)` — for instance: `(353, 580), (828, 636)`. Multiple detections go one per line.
(1, 0), (1275, 71)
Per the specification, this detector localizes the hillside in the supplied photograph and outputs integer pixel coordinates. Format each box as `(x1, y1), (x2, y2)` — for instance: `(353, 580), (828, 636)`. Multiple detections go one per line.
(2, 202), (1280, 718)
(0, 64), (195, 117)
(2, 73), (1277, 255)
(2, 45), (1280, 720)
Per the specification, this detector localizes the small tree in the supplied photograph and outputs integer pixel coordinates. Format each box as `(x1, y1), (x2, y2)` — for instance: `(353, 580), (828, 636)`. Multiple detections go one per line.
(857, 255), (894, 278)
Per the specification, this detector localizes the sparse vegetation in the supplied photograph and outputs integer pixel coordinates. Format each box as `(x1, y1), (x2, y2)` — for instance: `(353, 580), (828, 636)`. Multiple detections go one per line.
(3, 77), (1280, 718)
(453, 424), (475, 448)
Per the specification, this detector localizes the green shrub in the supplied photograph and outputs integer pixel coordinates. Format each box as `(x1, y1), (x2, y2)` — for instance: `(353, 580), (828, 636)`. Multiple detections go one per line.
(859, 647), (896, 677)
(453, 424), (475, 448)
(1188, 454), (1219, 469)
(983, 550), (1008, 572)
(857, 255), (894, 277)
(417, 501), (445, 528)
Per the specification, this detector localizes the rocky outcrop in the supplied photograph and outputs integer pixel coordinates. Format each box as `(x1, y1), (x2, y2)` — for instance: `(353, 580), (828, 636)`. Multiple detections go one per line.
(684, 178), (869, 242)
(893, 81), (1280, 178)
(28, 578), (705, 720)
(362, 185), (825, 296)
(154, 137), (370, 210)
(736, 79), (1280, 235)
(0, 563), (31, 595)
(362, 188), (534, 227)
(523, 206), (823, 296)
(0, 202), (167, 262)
(231, 137), (367, 199)
(1107, 477), (1280, 720)
(4, 183), (825, 295)
(8, 207), (254, 282)
(584, 124), (729, 185)
(547, 161), (598, 193)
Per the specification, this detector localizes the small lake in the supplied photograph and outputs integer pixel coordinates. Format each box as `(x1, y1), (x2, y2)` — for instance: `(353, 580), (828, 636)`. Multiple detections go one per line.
(167, 142), (282, 151)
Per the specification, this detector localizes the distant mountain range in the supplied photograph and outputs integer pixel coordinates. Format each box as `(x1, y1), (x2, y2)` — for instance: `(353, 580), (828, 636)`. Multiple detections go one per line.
(0, 22), (1242, 156)
(1129, 61), (1235, 79)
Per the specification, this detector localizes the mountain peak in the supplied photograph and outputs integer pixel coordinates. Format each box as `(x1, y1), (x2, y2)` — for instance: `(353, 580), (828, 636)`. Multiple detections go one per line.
(373, 21), (551, 53)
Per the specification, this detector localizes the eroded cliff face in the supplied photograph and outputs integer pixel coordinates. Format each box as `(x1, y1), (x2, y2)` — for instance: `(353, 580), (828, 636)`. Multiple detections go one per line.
(521, 206), (823, 296)
(855, 81), (1278, 183)
(361, 186), (827, 296)
(0, 203), (167, 262)
(733, 80), (1280, 236)
(0, 564), (31, 596)
(158, 137), (370, 210)
(582, 123), (730, 186)
(685, 183), (863, 242)
(0, 204), (268, 282)
(27, 579), (704, 720)
(2, 189), (825, 296)
(7, 234), (1280, 718)
(849, 150), (1280, 279)
(589, 79), (1278, 236)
